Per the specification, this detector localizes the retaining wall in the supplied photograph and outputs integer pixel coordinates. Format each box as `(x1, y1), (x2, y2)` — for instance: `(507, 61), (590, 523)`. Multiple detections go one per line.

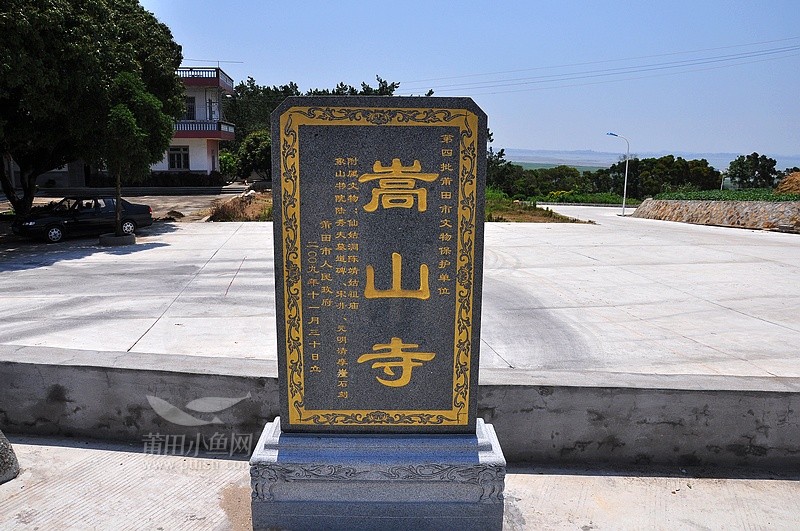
(2, 347), (798, 470)
(632, 199), (800, 229)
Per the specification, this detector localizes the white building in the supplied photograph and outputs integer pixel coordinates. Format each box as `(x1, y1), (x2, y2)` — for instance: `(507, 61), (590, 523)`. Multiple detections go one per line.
(3, 67), (236, 190)
(150, 66), (236, 175)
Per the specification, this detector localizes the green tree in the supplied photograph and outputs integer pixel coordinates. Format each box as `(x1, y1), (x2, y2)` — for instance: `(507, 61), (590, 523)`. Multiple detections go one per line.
(223, 76), (403, 154)
(223, 78), (300, 148)
(104, 72), (174, 235)
(307, 76), (400, 97)
(236, 130), (271, 181)
(486, 147), (523, 196)
(687, 159), (722, 190)
(537, 165), (585, 194)
(0, 0), (183, 216)
(726, 152), (779, 189)
(581, 156), (721, 199)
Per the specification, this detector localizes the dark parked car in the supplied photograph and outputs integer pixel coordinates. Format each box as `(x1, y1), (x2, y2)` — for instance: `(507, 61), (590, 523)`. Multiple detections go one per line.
(12, 196), (153, 243)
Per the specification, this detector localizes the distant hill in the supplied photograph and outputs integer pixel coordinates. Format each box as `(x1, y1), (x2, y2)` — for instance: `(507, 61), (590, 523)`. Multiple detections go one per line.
(505, 148), (800, 172)
(514, 161), (607, 173)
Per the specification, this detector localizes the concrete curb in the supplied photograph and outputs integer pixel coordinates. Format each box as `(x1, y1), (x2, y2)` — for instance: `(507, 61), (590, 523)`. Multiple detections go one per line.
(98, 233), (136, 246)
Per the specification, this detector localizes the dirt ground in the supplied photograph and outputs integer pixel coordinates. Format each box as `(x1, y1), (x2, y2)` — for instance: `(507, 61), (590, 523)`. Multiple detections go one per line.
(206, 192), (273, 222)
(777, 172), (800, 194)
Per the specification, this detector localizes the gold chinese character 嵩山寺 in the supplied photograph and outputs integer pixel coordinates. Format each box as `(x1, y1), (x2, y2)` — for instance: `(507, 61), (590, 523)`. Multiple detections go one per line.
(359, 158), (438, 212)
(364, 252), (429, 300)
(357, 337), (435, 387)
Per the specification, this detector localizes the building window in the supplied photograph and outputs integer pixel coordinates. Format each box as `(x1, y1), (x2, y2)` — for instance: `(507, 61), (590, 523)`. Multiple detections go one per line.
(184, 97), (196, 120)
(169, 147), (190, 170)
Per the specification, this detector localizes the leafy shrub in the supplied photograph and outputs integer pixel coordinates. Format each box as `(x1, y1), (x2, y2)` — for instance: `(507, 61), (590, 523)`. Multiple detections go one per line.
(219, 150), (237, 178)
(532, 190), (640, 205)
(654, 189), (800, 201)
(485, 187), (509, 201)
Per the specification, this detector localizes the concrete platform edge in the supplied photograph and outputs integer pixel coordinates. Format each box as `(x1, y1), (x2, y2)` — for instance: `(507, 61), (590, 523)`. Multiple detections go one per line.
(2, 347), (799, 470)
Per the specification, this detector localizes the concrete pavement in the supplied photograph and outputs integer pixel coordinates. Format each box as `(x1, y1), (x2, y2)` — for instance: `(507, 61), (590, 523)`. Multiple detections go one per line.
(2, 205), (800, 528)
(2, 205), (799, 384)
(1, 435), (798, 530)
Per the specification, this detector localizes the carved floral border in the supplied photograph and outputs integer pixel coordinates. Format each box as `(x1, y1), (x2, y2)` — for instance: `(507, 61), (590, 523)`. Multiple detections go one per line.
(278, 106), (479, 427)
(251, 462), (504, 503)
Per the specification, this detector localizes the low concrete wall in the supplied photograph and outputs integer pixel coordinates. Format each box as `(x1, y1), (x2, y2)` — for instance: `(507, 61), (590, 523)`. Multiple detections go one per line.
(633, 199), (800, 229)
(1, 348), (798, 469)
(480, 385), (800, 468)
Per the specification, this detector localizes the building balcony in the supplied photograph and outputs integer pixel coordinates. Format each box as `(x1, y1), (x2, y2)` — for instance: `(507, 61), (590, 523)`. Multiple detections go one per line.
(174, 120), (235, 141)
(177, 67), (235, 93)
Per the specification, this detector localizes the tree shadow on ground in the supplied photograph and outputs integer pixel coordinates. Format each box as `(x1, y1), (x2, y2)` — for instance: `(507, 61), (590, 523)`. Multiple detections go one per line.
(0, 221), (179, 272)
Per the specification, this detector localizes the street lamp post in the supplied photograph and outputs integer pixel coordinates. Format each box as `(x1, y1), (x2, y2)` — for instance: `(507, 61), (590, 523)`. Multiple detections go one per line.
(606, 132), (630, 216)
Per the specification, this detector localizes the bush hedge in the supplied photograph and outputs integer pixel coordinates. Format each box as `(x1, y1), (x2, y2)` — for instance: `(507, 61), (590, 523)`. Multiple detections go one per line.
(532, 190), (641, 205)
(654, 189), (800, 202)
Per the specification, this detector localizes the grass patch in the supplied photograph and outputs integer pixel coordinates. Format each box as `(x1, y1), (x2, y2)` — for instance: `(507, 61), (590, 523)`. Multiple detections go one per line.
(654, 189), (800, 201)
(485, 188), (587, 223)
(208, 192), (273, 222)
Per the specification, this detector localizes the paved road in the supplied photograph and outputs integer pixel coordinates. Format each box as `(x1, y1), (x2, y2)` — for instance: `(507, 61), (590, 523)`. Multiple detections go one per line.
(482, 206), (800, 378)
(1, 205), (799, 385)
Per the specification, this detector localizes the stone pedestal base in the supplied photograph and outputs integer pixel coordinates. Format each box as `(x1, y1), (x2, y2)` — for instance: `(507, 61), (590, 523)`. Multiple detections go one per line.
(249, 417), (506, 531)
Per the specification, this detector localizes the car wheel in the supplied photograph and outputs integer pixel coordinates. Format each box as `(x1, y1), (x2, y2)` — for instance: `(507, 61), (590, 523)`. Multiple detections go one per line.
(121, 220), (137, 235)
(46, 225), (64, 243)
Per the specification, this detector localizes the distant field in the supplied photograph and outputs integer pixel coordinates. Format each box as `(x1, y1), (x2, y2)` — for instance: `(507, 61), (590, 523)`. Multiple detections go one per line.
(511, 161), (609, 173)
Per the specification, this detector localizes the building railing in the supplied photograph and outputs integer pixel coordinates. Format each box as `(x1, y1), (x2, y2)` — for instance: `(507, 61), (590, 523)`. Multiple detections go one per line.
(175, 120), (235, 133)
(176, 67), (235, 91)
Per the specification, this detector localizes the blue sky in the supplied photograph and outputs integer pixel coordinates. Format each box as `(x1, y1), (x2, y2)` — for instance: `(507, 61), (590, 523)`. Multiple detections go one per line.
(140, 1), (799, 159)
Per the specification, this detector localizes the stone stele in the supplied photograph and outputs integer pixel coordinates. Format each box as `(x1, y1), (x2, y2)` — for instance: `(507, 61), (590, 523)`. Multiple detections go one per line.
(252, 95), (505, 530)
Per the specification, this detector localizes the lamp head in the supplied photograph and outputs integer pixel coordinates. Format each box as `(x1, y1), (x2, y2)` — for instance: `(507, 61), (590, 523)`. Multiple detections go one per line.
(606, 132), (618, 137)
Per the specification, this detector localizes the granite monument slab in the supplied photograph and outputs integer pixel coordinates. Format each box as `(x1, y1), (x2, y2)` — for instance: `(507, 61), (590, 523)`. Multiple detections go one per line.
(272, 96), (487, 434)
(252, 96), (504, 530)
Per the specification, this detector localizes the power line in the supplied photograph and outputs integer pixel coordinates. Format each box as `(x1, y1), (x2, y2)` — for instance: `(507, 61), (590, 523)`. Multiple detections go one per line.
(415, 44), (800, 93)
(423, 52), (800, 97)
(403, 45), (800, 95)
(183, 58), (244, 64)
(399, 35), (800, 87)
